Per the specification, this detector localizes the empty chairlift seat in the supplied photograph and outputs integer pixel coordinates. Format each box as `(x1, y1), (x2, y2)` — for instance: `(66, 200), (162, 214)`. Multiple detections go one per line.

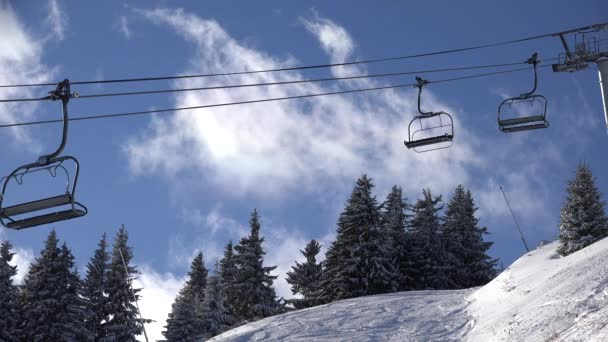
(497, 52), (549, 133)
(404, 77), (455, 153)
(498, 94), (549, 133)
(0, 79), (87, 230)
(405, 112), (454, 152)
(0, 157), (87, 230)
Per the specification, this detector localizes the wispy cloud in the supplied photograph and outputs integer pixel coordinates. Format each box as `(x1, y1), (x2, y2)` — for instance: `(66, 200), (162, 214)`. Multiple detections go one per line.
(45, 0), (67, 41)
(125, 8), (480, 200)
(118, 15), (132, 40)
(0, 2), (58, 152)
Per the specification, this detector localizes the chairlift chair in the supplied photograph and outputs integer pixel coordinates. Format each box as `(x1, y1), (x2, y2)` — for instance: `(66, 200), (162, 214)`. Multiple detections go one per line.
(498, 53), (549, 133)
(404, 77), (454, 152)
(0, 80), (87, 230)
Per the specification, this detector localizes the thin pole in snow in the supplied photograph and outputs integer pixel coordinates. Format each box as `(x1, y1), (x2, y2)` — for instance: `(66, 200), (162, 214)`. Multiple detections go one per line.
(119, 245), (149, 342)
(500, 186), (530, 252)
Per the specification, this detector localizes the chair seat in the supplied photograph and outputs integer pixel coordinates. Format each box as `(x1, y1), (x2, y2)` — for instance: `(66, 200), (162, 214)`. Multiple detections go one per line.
(405, 134), (453, 149)
(6, 209), (86, 230)
(500, 122), (548, 133)
(499, 115), (545, 126)
(1, 194), (73, 217)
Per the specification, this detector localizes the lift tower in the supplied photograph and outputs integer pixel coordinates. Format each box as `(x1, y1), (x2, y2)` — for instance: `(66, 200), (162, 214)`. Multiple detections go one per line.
(552, 23), (608, 134)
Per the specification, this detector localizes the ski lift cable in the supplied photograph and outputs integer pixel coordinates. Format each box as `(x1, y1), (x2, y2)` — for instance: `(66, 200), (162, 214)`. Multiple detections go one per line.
(0, 60), (555, 103)
(1, 20), (600, 89)
(0, 65), (548, 129)
(499, 186), (531, 252)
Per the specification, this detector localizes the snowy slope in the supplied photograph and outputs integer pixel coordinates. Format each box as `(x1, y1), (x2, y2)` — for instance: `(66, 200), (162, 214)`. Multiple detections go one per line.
(468, 239), (608, 342)
(211, 238), (608, 341)
(210, 289), (474, 341)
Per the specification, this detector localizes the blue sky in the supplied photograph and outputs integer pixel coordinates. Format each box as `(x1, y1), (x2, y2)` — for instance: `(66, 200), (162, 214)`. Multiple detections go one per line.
(1, 0), (607, 339)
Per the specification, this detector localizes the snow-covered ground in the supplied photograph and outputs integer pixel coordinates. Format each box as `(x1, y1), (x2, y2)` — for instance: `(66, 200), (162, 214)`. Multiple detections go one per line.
(211, 238), (608, 341)
(468, 238), (608, 342)
(211, 289), (474, 341)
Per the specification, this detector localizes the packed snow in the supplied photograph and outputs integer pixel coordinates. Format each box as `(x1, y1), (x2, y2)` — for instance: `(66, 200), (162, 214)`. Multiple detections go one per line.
(210, 289), (474, 341)
(211, 238), (608, 341)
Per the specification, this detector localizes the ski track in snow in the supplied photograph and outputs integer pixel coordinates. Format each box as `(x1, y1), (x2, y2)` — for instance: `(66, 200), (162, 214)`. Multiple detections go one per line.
(211, 238), (608, 342)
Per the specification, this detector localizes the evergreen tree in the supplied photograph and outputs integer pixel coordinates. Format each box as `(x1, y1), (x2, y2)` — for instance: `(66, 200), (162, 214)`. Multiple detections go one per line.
(219, 241), (239, 316)
(321, 175), (396, 301)
(162, 252), (209, 342)
(200, 268), (235, 339)
(558, 164), (608, 256)
(20, 230), (93, 341)
(0, 241), (20, 341)
(83, 233), (110, 340)
(59, 243), (95, 341)
(103, 226), (150, 341)
(232, 209), (279, 321)
(380, 186), (410, 291)
(406, 189), (450, 290)
(443, 185), (497, 288)
(285, 239), (323, 309)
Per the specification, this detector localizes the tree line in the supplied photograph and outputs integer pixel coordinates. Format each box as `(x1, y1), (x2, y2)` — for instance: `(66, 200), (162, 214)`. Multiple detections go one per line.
(0, 226), (147, 341)
(286, 175), (498, 308)
(161, 175), (499, 340)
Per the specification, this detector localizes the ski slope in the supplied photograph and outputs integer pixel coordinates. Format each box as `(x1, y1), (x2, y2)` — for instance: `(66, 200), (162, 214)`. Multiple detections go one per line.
(211, 238), (608, 341)
(468, 239), (608, 341)
(211, 289), (474, 341)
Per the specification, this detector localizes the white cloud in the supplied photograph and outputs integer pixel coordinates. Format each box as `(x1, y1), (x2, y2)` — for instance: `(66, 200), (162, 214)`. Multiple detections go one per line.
(0, 2), (57, 152)
(45, 0), (67, 41)
(476, 176), (546, 222)
(300, 11), (361, 78)
(180, 206), (249, 237)
(136, 265), (186, 342)
(11, 246), (34, 284)
(118, 15), (132, 39)
(125, 8), (481, 201)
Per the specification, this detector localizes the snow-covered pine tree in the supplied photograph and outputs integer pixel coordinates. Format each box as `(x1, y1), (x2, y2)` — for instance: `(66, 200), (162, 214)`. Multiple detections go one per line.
(83, 233), (110, 339)
(102, 226), (150, 341)
(321, 175), (396, 301)
(285, 239), (323, 309)
(59, 243), (95, 341)
(162, 252), (208, 342)
(20, 230), (93, 341)
(0, 241), (21, 341)
(406, 189), (450, 290)
(181, 252), (208, 299)
(442, 185), (497, 288)
(380, 185), (410, 291)
(558, 163), (608, 256)
(232, 209), (279, 321)
(200, 266), (235, 339)
(219, 241), (239, 317)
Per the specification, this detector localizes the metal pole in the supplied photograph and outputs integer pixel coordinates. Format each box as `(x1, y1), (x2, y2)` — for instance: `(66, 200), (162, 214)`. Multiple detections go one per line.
(499, 186), (530, 252)
(597, 58), (608, 136)
(118, 246), (149, 342)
